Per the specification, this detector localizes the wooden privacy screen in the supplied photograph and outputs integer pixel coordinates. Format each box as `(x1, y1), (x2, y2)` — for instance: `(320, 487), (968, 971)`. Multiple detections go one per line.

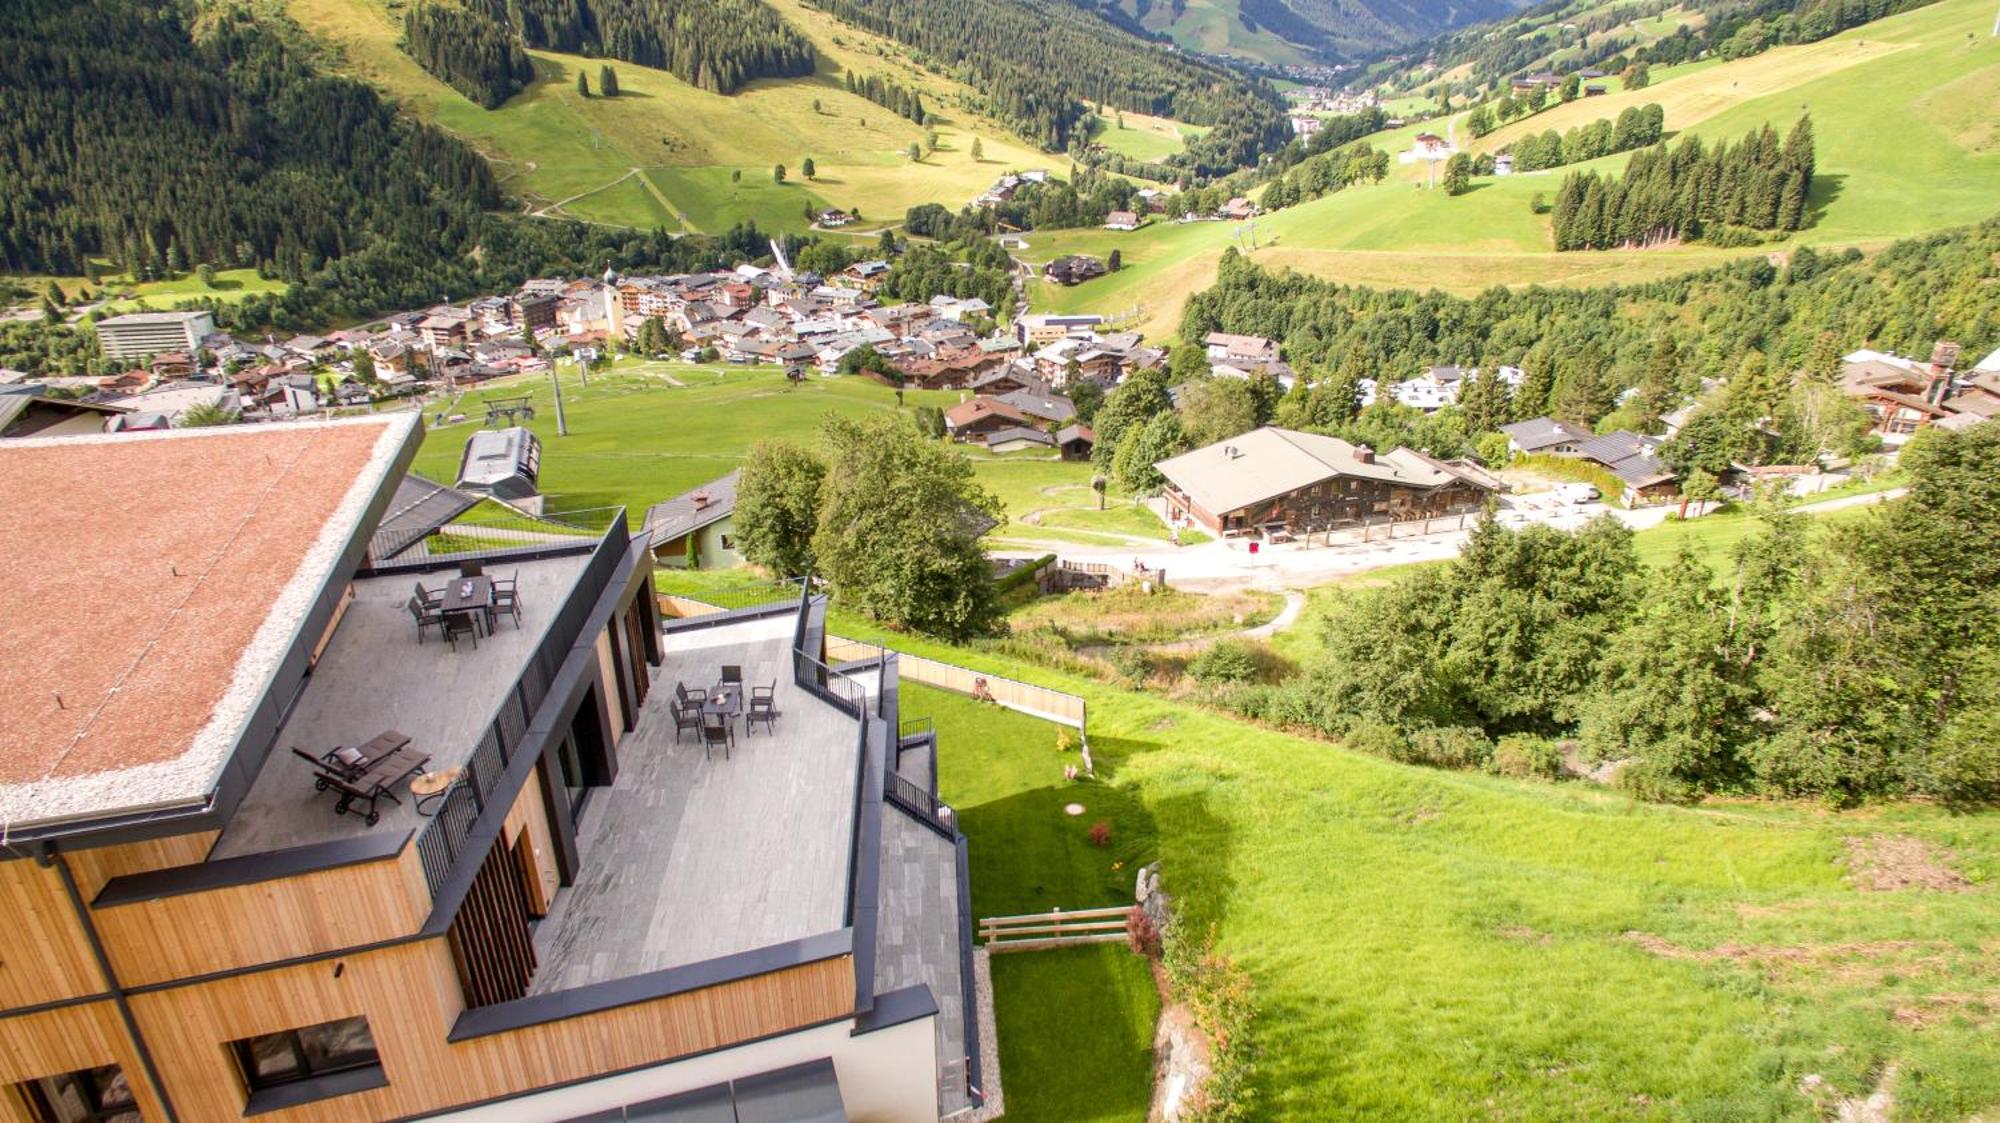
(448, 839), (537, 1007)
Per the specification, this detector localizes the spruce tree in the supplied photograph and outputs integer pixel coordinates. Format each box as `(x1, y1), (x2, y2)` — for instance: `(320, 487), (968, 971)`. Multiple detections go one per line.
(577, 70), (589, 97)
(600, 65), (619, 97)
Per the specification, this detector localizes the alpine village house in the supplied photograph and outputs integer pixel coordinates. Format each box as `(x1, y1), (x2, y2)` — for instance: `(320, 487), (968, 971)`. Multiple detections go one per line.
(0, 417), (978, 1122)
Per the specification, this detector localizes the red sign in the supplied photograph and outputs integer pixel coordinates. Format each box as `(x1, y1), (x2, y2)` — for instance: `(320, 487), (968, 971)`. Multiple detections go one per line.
(1248, 540), (1260, 556)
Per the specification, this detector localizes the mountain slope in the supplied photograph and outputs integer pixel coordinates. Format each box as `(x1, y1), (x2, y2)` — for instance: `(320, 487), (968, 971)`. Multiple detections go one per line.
(1110, 0), (1533, 65)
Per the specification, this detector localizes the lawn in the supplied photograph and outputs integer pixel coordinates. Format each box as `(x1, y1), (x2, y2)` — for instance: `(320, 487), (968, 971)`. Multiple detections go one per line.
(44, 267), (288, 313)
(404, 364), (1135, 531)
(1088, 110), (1206, 163)
(989, 946), (1160, 1123)
(288, 0), (1064, 232)
(831, 608), (2000, 1120)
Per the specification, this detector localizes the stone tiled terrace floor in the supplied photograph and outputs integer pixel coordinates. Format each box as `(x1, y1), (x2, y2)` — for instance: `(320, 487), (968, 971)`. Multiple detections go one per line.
(876, 803), (970, 1116)
(214, 554), (589, 859)
(529, 614), (866, 993)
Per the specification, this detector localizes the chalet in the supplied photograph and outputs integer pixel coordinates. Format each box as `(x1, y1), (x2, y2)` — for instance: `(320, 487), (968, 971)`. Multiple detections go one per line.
(644, 470), (741, 569)
(968, 364), (1045, 397)
(1056, 424), (1096, 461)
(1104, 210), (1141, 231)
(1204, 332), (1280, 365)
(1015, 312), (1104, 346)
(848, 260), (892, 287)
(1220, 197), (1257, 220)
(897, 347), (1012, 391)
(1569, 430), (1680, 506)
(0, 416), (977, 1122)
(984, 426), (1057, 454)
(418, 307), (473, 351)
(944, 396), (1033, 443)
(1493, 153), (1515, 176)
(1043, 256), (1107, 286)
(149, 351), (198, 380)
(817, 209), (855, 228)
(1499, 416), (1592, 456)
(1840, 345), (1955, 441)
(1400, 133), (1457, 165)
(1290, 115), (1323, 138)
(1033, 338), (1124, 387)
(995, 389), (1078, 427)
(1584, 84), (1608, 96)
(1157, 426), (1498, 537)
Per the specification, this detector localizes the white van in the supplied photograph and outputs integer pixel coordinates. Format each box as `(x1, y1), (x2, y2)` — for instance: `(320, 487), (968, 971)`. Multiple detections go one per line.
(1555, 482), (1601, 505)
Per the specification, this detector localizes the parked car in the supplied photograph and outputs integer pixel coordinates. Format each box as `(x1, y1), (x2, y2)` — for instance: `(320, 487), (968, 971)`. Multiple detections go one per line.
(1556, 482), (1601, 504)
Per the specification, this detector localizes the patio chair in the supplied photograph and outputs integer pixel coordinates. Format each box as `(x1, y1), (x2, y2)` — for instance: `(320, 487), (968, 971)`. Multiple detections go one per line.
(747, 683), (778, 735)
(413, 581), (442, 608)
(700, 713), (734, 761)
(407, 596), (445, 643)
(675, 681), (707, 708)
(720, 664), (744, 688)
(442, 611), (479, 651)
(490, 572), (522, 630)
(672, 699), (703, 744)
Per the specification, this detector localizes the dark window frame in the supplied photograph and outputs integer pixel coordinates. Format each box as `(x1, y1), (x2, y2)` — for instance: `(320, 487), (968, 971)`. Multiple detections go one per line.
(17, 1065), (139, 1123)
(229, 1016), (381, 1094)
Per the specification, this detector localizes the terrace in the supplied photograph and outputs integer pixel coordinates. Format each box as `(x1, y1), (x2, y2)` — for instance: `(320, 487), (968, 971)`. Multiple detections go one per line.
(528, 611), (867, 991)
(212, 553), (592, 859)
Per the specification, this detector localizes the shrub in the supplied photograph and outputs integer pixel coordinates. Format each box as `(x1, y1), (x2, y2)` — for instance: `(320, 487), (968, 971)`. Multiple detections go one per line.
(1491, 734), (1564, 780)
(1164, 922), (1257, 1122)
(1401, 726), (1494, 770)
(1126, 907), (1161, 958)
(993, 553), (1055, 597)
(1341, 719), (1409, 761)
(1108, 645), (1152, 687)
(1088, 820), (1113, 847)
(1188, 639), (1259, 685)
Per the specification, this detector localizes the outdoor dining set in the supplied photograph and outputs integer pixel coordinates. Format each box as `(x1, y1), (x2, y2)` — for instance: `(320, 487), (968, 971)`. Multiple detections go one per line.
(405, 565), (524, 651)
(672, 665), (778, 760)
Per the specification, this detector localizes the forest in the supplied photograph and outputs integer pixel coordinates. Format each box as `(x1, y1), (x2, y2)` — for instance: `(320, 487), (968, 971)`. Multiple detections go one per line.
(0, 0), (497, 279)
(1552, 115), (1815, 249)
(803, 0), (1292, 173)
(402, 2), (534, 109)
(475, 0), (813, 94)
(1229, 424), (2000, 806)
(1484, 104), (1665, 172)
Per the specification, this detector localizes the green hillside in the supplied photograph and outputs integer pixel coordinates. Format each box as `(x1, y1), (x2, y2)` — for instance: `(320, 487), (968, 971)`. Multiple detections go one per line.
(1029, 0), (2000, 337)
(288, 0), (1064, 234)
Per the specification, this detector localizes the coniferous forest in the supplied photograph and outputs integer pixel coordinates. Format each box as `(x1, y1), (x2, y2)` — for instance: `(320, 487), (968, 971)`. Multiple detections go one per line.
(804, 0), (1292, 173)
(0, 0), (498, 279)
(1552, 115), (1816, 249)
(476, 0), (814, 94)
(402, 3), (536, 109)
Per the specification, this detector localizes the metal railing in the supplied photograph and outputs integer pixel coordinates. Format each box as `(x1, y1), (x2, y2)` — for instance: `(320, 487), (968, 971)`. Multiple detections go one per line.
(897, 716), (934, 743)
(371, 503), (617, 566)
(414, 514), (629, 897)
(884, 770), (956, 839)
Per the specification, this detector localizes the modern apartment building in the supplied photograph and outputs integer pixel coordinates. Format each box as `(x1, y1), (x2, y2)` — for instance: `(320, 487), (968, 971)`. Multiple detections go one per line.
(0, 416), (978, 1122)
(95, 311), (217, 363)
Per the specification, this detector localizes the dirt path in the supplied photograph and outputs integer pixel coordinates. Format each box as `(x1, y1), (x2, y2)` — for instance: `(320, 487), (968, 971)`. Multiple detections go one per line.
(535, 167), (692, 233)
(1078, 589), (1308, 659)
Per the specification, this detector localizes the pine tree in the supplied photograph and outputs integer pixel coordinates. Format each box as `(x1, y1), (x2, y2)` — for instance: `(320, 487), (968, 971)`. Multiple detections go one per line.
(600, 65), (619, 97)
(801, 157), (816, 180)
(970, 137), (983, 161)
(576, 70), (589, 97)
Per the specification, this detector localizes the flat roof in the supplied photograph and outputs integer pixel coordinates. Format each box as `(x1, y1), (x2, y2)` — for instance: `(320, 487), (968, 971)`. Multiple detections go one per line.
(0, 417), (416, 832)
(96, 310), (214, 326)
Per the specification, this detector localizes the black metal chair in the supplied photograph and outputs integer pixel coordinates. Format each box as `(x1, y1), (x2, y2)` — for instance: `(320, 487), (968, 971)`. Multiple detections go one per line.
(413, 581), (442, 609)
(672, 699), (703, 743)
(701, 713), (734, 761)
(442, 611), (479, 651)
(747, 683), (778, 735)
(720, 665), (744, 688)
(408, 596), (445, 643)
(675, 681), (706, 708)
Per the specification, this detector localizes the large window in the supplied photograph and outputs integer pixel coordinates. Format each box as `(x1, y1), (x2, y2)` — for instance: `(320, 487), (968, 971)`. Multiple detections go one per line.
(230, 1017), (380, 1092)
(17, 1065), (138, 1123)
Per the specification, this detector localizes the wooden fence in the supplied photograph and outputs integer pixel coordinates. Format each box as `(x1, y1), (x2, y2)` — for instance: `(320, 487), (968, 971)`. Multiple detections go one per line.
(979, 906), (1132, 953)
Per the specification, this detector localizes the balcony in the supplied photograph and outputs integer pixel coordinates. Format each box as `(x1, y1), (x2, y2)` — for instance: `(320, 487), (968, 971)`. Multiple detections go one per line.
(528, 611), (869, 992)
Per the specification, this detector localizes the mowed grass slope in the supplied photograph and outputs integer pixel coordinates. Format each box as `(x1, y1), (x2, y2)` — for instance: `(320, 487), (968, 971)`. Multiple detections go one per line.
(828, 615), (2000, 1120)
(1028, 0), (1999, 334)
(403, 363), (1095, 527)
(288, 0), (1062, 233)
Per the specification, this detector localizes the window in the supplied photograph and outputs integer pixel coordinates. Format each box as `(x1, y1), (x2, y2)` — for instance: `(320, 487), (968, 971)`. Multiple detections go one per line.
(719, 534), (736, 550)
(17, 1065), (139, 1123)
(231, 1017), (380, 1093)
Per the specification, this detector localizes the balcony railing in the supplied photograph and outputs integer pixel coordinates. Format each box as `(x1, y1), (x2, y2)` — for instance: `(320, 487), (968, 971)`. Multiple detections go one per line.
(414, 514), (630, 898)
(371, 502), (618, 567)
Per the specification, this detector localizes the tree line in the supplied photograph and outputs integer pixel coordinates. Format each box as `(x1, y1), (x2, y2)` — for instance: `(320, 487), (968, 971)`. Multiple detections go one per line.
(802, 0), (1291, 174)
(842, 72), (926, 124)
(1228, 424), (2000, 807)
(1496, 103), (1665, 173)
(476, 0), (813, 94)
(1177, 215), (2000, 451)
(402, 3), (534, 109)
(1552, 114), (1815, 250)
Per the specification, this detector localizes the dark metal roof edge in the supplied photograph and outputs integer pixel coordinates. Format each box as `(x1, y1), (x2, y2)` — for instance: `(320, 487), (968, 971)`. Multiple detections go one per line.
(93, 830), (411, 907)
